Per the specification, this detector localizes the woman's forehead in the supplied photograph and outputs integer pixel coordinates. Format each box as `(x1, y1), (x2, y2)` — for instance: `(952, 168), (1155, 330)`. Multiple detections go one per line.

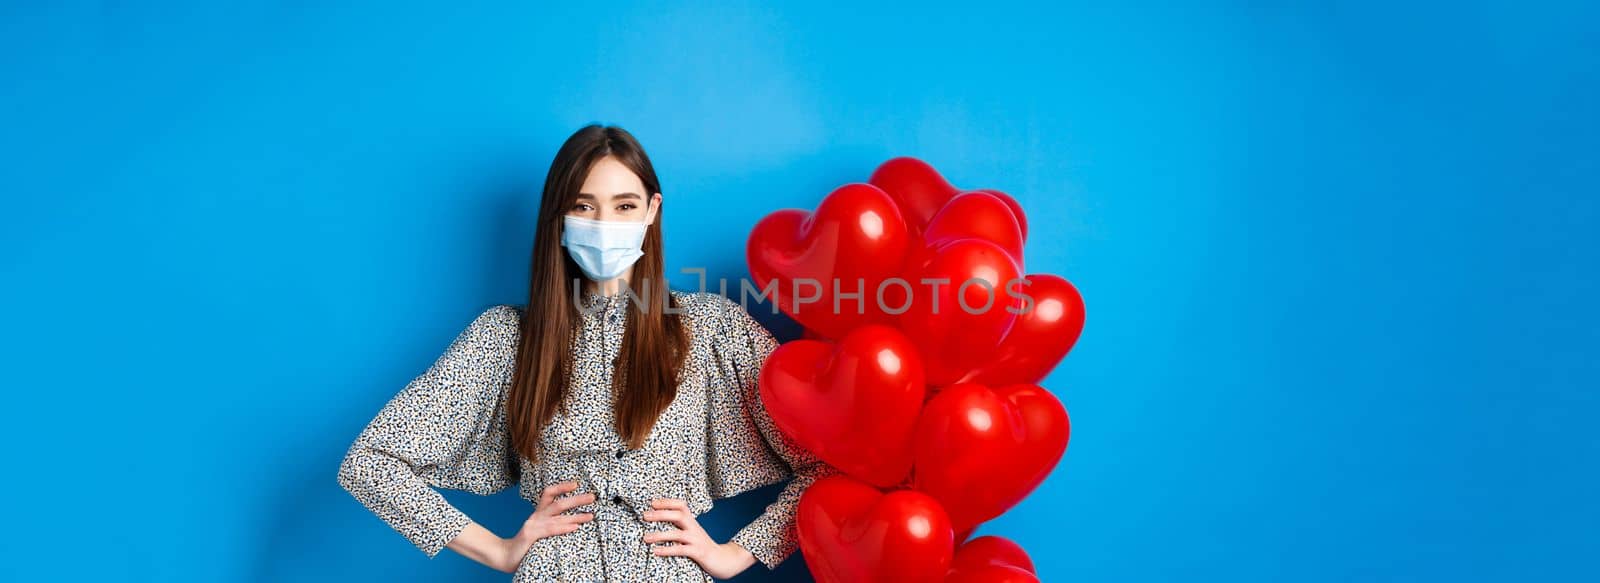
(580, 156), (644, 190)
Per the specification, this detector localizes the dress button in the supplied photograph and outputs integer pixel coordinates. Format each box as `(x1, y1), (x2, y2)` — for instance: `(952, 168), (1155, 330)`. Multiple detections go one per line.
(612, 495), (623, 504)
(615, 449), (625, 459)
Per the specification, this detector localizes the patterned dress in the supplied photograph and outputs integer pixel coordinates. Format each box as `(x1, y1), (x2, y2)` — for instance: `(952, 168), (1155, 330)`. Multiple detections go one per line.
(337, 289), (836, 582)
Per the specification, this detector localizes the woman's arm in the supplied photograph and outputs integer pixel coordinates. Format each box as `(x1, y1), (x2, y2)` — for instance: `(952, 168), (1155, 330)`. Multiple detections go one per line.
(722, 542), (759, 570)
(446, 521), (521, 573)
(725, 409), (837, 571)
(335, 305), (524, 561)
(703, 294), (841, 571)
(445, 480), (599, 573)
(451, 480), (601, 570)
(441, 512), (574, 574)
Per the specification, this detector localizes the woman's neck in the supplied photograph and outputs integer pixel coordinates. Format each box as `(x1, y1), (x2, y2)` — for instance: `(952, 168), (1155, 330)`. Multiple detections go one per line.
(583, 268), (633, 297)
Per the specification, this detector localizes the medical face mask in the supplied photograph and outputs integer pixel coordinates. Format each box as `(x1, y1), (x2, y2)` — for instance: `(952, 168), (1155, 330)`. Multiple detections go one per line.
(560, 213), (650, 282)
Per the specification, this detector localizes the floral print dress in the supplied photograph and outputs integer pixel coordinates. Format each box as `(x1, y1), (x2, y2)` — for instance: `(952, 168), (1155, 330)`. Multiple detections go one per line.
(337, 289), (835, 582)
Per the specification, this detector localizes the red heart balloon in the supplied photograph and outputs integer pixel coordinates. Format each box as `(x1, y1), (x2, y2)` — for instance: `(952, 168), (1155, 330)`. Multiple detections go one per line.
(747, 182), (911, 340)
(951, 535), (1036, 572)
(869, 157), (1028, 244)
(923, 191), (1026, 263)
(912, 383), (1070, 532)
(954, 524), (977, 546)
(965, 274), (1085, 386)
(798, 475), (955, 583)
(893, 239), (1023, 387)
(869, 156), (961, 236)
(946, 536), (1038, 583)
(971, 188), (1028, 242)
(946, 565), (1038, 583)
(759, 325), (925, 487)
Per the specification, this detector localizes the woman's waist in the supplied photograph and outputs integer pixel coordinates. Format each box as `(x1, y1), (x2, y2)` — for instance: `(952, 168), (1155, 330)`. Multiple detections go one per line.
(519, 459), (712, 514)
(518, 476), (711, 518)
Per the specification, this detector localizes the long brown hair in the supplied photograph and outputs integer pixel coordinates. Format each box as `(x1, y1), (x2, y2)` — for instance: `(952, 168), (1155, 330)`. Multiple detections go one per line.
(506, 124), (690, 465)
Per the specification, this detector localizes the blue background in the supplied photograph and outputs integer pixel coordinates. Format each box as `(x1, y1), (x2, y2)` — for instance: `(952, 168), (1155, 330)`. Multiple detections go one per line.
(2, 1), (1595, 581)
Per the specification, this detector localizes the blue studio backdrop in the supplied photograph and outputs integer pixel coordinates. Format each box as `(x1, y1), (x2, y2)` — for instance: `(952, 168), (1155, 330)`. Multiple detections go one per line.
(2, 1), (1596, 581)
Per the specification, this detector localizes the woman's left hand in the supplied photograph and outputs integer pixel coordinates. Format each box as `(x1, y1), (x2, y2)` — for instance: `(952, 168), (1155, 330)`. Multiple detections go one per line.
(641, 498), (758, 579)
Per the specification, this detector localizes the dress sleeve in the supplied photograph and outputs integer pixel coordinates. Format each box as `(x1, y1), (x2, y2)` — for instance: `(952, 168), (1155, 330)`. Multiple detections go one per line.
(703, 294), (841, 570)
(336, 305), (522, 558)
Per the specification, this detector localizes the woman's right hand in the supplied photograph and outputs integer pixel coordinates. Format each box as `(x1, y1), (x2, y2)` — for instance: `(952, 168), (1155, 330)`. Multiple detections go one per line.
(498, 480), (596, 571)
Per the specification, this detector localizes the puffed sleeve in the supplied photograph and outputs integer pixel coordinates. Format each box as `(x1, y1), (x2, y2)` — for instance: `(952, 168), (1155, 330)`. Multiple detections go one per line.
(336, 304), (522, 558)
(703, 294), (841, 570)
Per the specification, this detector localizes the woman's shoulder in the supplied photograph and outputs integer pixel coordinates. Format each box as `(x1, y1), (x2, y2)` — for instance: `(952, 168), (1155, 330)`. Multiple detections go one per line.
(477, 303), (522, 324)
(464, 304), (522, 343)
(667, 289), (746, 323)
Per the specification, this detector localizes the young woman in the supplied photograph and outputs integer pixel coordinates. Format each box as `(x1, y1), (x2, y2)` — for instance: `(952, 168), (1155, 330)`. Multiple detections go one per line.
(337, 124), (833, 581)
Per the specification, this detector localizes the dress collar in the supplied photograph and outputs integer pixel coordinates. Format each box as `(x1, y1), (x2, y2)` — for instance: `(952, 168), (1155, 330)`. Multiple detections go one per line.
(576, 288), (630, 318)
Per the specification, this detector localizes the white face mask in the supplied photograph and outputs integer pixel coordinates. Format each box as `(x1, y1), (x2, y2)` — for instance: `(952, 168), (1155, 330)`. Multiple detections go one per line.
(560, 213), (650, 282)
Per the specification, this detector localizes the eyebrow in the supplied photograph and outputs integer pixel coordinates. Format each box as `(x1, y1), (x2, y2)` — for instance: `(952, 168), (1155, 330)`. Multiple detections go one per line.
(575, 192), (643, 200)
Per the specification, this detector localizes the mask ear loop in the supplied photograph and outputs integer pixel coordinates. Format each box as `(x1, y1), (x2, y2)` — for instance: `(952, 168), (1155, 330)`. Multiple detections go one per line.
(643, 195), (660, 227)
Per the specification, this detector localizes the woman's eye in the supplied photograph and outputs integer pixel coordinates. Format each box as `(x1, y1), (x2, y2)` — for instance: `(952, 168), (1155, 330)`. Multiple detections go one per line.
(572, 203), (593, 212)
(618, 203), (636, 211)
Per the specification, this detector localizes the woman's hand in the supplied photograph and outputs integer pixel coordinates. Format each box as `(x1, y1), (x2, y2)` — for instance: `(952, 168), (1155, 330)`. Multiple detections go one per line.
(497, 481), (596, 572)
(641, 498), (759, 579)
